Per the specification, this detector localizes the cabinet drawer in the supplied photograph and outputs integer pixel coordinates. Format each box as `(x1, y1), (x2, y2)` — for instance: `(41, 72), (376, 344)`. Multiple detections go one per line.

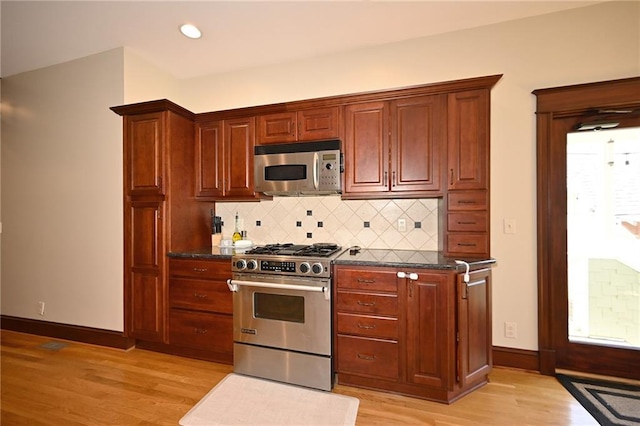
(337, 312), (398, 339)
(169, 278), (232, 314)
(169, 258), (231, 280)
(448, 191), (488, 211)
(337, 335), (398, 380)
(447, 233), (489, 254)
(336, 268), (398, 292)
(169, 310), (232, 353)
(447, 212), (488, 232)
(336, 291), (398, 316)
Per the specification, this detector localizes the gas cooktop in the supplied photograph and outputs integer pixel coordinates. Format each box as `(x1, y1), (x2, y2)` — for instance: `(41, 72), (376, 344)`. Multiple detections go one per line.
(244, 243), (342, 258)
(232, 243), (343, 277)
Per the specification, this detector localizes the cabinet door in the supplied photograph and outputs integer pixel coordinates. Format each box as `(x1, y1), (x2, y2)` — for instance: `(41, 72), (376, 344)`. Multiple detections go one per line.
(447, 89), (489, 190)
(298, 107), (340, 141)
(391, 95), (445, 193)
(344, 102), (390, 194)
(457, 268), (492, 388)
(195, 121), (224, 198)
(405, 271), (454, 390)
(126, 200), (166, 342)
(124, 112), (165, 196)
(257, 112), (297, 144)
(223, 117), (257, 198)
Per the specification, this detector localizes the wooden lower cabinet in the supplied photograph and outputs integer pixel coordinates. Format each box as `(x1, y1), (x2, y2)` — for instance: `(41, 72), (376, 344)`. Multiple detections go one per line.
(166, 257), (233, 364)
(334, 265), (492, 403)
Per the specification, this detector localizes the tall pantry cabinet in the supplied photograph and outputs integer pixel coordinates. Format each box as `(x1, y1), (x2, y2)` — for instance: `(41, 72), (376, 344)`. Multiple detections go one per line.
(111, 100), (211, 344)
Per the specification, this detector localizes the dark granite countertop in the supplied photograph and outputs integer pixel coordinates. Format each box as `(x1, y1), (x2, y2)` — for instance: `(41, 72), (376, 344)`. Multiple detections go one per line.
(168, 247), (496, 271)
(333, 248), (495, 271)
(168, 247), (234, 260)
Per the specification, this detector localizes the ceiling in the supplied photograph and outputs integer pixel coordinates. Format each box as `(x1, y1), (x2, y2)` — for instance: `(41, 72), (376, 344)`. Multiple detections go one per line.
(1, 1), (601, 79)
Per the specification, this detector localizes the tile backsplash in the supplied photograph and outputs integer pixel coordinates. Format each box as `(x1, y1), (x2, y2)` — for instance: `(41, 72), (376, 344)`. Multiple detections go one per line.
(215, 196), (439, 250)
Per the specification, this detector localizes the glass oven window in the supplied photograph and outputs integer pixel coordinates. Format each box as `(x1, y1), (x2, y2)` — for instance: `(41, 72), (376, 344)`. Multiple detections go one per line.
(254, 292), (305, 323)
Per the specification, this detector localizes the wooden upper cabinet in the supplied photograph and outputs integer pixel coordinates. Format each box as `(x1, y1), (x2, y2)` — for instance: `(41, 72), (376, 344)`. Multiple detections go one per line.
(447, 89), (489, 191)
(195, 121), (224, 198)
(125, 112), (165, 196)
(257, 107), (340, 144)
(224, 117), (258, 198)
(344, 95), (445, 197)
(298, 107), (340, 141)
(344, 101), (390, 194)
(195, 118), (260, 200)
(257, 112), (297, 144)
(391, 95), (445, 193)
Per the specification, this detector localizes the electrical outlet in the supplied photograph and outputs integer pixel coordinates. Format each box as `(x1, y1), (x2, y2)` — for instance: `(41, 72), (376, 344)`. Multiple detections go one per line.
(38, 301), (45, 316)
(505, 321), (517, 338)
(397, 218), (407, 232)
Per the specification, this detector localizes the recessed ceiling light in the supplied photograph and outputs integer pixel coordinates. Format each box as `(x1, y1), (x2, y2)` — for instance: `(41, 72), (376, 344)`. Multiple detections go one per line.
(180, 24), (201, 39)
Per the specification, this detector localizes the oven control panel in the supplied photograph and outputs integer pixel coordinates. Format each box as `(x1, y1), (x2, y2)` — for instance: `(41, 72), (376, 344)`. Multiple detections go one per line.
(260, 260), (296, 273)
(232, 256), (332, 277)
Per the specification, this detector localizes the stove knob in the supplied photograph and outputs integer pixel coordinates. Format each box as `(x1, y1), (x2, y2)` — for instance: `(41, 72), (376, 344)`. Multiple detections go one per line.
(246, 260), (258, 271)
(235, 259), (247, 270)
(299, 262), (311, 274)
(312, 263), (324, 275)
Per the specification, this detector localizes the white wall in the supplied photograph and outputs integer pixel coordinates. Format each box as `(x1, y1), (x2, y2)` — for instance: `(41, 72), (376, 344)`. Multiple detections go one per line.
(1, 49), (125, 330)
(1, 2), (638, 349)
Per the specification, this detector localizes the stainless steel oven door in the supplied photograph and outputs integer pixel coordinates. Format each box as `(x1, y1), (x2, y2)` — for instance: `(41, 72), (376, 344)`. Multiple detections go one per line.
(227, 273), (331, 356)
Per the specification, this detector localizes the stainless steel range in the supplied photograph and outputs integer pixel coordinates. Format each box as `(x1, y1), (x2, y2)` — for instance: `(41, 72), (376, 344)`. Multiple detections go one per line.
(227, 243), (343, 391)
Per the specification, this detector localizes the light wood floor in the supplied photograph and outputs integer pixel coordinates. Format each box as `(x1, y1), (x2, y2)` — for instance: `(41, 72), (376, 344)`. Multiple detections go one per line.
(1, 330), (597, 425)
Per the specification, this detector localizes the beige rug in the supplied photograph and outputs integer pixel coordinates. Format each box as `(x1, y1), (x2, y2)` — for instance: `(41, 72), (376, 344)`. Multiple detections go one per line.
(180, 373), (359, 426)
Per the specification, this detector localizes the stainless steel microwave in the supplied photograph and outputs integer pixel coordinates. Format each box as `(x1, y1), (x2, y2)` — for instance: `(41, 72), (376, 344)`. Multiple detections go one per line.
(254, 140), (343, 196)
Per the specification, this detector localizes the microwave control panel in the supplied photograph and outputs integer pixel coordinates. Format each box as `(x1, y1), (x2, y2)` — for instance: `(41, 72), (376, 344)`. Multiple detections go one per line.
(319, 151), (342, 190)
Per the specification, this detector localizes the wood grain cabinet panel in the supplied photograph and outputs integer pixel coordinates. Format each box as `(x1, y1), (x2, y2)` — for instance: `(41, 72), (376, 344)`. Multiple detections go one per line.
(167, 258), (233, 364)
(343, 95), (445, 197)
(335, 265), (492, 403)
(257, 107), (340, 145)
(337, 312), (398, 339)
(169, 310), (232, 357)
(336, 291), (398, 316)
(125, 112), (164, 196)
(337, 335), (399, 380)
(195, 121), (224, 198)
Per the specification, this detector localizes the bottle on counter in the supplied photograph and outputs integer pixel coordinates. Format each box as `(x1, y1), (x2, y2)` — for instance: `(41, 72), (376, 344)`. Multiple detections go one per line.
(232, 212), (242, 243)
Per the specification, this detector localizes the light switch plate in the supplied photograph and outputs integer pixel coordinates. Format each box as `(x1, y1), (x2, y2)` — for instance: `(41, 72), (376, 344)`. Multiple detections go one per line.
(504, 218), (517, 234)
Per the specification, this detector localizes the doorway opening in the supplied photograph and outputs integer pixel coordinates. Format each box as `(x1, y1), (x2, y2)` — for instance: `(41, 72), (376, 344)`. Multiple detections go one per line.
(566, 127), (640, 350)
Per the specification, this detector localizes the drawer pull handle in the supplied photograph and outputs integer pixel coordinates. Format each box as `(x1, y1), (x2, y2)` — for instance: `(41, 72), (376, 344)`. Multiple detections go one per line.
(357, 323), (376, 329)
(357, 301), (376, 307)
(194, 328), (208, 334)
(458, 200), (478, 205)
(457, 243), (477, 247)
(356, 278), (375, 284)
(357, 353), (376, 361)
(458, 221), (477, 225)
(193, 268), (208, 273)
(193, 293), (208, 299)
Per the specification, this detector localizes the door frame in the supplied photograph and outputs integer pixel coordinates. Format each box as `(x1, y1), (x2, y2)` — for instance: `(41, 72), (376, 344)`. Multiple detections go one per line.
(534, 76), (640, 379)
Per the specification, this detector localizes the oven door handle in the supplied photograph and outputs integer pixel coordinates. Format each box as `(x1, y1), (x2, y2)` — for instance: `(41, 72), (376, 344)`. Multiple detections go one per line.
(227, 279), (330, 300)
